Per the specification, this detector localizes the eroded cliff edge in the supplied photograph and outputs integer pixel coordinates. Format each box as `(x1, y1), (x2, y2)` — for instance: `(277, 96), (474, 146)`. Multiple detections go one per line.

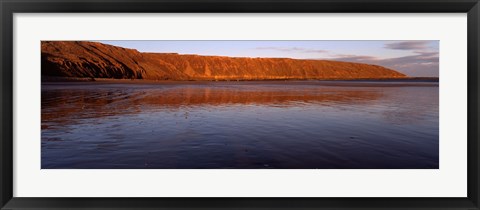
(41, 41), (407, 81)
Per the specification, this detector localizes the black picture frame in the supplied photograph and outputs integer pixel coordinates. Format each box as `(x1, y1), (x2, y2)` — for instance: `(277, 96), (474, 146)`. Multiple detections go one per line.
(1, 0), (479, 209)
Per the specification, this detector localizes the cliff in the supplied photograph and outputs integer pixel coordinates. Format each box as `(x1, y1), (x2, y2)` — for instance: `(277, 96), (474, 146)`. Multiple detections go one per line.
(41, 41), (407, 81)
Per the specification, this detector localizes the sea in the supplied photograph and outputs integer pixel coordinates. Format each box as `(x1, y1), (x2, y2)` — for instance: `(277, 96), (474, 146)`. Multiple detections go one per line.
(41, 80), (439, 169)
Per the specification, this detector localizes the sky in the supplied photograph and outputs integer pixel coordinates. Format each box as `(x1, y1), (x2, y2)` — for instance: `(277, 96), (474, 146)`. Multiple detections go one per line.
(98, 40), (439, 77)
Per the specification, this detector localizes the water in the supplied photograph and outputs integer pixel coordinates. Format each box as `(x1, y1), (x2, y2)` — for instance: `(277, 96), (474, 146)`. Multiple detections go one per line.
(41, 81), (439, 169)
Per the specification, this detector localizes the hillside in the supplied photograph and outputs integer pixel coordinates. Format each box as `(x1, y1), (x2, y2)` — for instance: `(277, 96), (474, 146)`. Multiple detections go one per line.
(41, 41), (407, 81)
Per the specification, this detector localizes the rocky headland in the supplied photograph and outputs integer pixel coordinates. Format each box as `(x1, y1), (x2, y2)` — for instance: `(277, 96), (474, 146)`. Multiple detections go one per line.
(41, 41), (407, 81)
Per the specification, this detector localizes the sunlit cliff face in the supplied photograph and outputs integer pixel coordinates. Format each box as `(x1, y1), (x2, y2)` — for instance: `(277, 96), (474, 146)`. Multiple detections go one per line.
(41, 41), (406, 81)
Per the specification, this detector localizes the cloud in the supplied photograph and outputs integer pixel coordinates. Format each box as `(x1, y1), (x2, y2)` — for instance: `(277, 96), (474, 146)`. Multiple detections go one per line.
(330, 51), (439, 77)
(330, 55), (378, 63)
(255, 47), (328, 54)
(384, 41), (431, 50)
(255, 42), (439, 77)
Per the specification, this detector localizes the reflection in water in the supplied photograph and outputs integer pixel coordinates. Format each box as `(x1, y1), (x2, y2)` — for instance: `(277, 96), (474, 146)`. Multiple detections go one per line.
(41, 81), (439, 169)
(42, 85), (381, 125)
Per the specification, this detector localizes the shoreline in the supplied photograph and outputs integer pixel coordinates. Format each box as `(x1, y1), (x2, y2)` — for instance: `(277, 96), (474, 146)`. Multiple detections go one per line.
(42, 76), (439, 83)
(41, 77), (439, 88)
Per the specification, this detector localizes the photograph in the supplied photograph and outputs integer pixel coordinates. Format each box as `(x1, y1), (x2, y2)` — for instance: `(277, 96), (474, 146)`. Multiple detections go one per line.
(41, 40), (439, 169)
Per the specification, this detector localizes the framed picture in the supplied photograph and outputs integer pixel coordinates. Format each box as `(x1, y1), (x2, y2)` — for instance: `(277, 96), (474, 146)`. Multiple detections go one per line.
(1, 0), (479, 209)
